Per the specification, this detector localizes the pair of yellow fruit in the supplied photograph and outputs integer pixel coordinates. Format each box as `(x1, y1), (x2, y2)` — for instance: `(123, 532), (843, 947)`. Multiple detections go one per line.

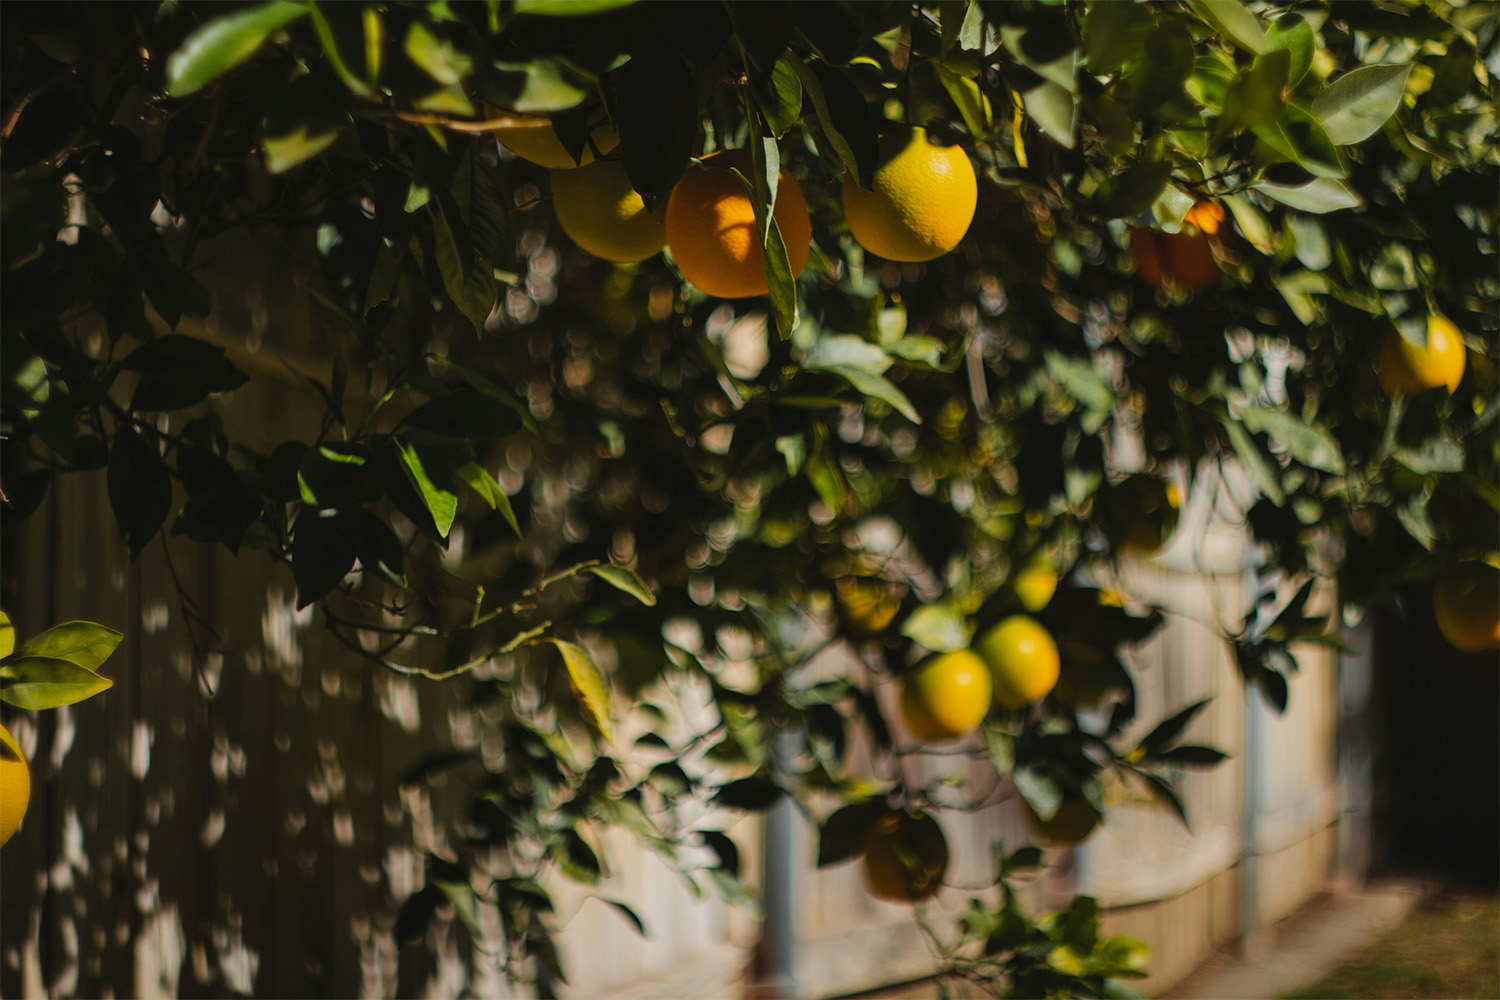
(496, 114), (978, 295)
(900, 613), (1062, 744)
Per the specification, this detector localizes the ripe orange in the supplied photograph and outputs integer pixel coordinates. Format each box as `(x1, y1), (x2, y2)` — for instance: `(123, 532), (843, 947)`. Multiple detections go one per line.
(1130, 202), (1223, 292)
(550, 160), (666, 263)
(842, 127), (977, 262)
(1433, 561), (1500, 654)
(494, 113), (618, 169)
(664, 149), (811, 299)
(975, 615), (1060, 710)
(861, 808), (949, 903)
(1023, 795), (1101, 846)
(1376, 315), (1467, 398)
(835, 577), (900, 638)
(1, 721), (30, 847)
(1109, 474), (1181, 556)
(900, 649), (992, 743)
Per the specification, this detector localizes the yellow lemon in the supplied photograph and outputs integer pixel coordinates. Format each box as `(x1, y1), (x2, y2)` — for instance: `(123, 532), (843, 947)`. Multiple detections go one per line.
(900, 649), (992, 743)
(550, 160), (666, 263)
(494, 114), (619, 169)
(842, 126), (977, 262)
(1377, 315), (1467, 398)
(1, 721), (30, 847)
(975, 615), (1060, 710)
(1434, 561), (1500, 654)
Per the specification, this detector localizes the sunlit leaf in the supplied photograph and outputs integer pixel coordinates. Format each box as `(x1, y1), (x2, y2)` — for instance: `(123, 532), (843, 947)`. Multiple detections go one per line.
(0, 654), (113, 710)
(550, 639), (614, 742)
(166, 1), (309, 97)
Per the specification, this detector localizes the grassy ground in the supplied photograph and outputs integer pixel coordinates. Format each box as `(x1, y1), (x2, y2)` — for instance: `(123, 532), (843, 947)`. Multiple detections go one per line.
(1279, 890), (1499, 1000)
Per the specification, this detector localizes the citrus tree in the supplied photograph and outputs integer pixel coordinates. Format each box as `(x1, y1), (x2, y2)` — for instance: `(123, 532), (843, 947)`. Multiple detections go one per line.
(2, 0), (1496, 995)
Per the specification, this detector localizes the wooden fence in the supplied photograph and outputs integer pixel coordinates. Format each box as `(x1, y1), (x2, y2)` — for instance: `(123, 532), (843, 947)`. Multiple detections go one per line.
(1, 228), (1348, 998)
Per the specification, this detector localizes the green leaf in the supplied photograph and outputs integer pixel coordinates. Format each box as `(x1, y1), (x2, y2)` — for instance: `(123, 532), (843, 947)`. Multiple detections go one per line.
(455, 462), (520, 536)
(393, 438), (458, 538)
(934, 62), (991, 140)
(983, 724), (1015, 777)
(743, 133), (798, 339)
(1216, 49), (1290, 142)
(433, 878), (482, 935)
(787, 55), (878, 187)
(586, 565), (656, 606)
(0, 655), (113, 710)
(513, 0), (637, 14)
(15, 621), (122, 672)
(1189, 0), (1267, 55)
(551, 828), (603, 885)
(1083, 2), (1154, 75)
(1311, 63), (1411, 145)
(1222, 415), (1285, 506)
(901, 603), (972, 653)
(1021, 81), (1076, 149)
(404, 21), (472, 86)
(107, 427), (172, 561)
(1013, 766), (1062, 821)
(1045, 352), (1114, 413)
(1092, 161), (1174, 220)
(492, 57), (594, 114)
(264, 124), (342, 174)
(1253, 177), (1362, 214)
(1254, 104), (1344, 178)
(1266, 13), (1314, 86)
(757, 56), (803, 138)
(165, 1), (309, 97)
(550, 639), (614, 742)
(1232, 404), (1346, 474)
(0, 612), (13, 659)
(801, 335), (920, 423)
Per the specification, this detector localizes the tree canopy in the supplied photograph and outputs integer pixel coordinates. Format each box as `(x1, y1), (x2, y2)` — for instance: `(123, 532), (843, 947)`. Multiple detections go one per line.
(2, 0), (1496, 994)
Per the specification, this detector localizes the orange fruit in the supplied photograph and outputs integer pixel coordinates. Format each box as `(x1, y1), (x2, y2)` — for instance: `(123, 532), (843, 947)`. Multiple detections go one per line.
(842, 127), (977, 262)
(1377, 315), (1467, 398)
(664, 149), (811, 299)
(493, 113), (618, 169)
(900, 649), (992, 743)
(1433, 562), (1500, 654)
(1023, 795), (1101, 846)
(1, 721), (30, 847)
(1108, 474), (1182, 556)
(861, 808), (949, 903)
(975, 615), (1060, 710)
(550, 160), (666, 263)
(1129, 203), (1222, 292)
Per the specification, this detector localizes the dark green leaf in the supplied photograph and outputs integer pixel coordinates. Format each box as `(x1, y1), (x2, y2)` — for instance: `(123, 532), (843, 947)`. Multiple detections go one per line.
(123, 335), (248, 411)
(551, 828), (602, 885)
(291, 508), (358, 608)
(715, 776), (784, 811)
(1083, 2), (1154, 75)
(1157, 744), (1230, 768)
(402, 390), (522, 439)
(816, 798), (884, 867)
(298, 441), (377, 509)
(789, 55), (878, 187)
(1140, 698), (1210, 755)
(1255, 104), (1344, 178)
(699, 829), (740, 878)
(603, 899), (647, 937)
(107, 426), (171, 561)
